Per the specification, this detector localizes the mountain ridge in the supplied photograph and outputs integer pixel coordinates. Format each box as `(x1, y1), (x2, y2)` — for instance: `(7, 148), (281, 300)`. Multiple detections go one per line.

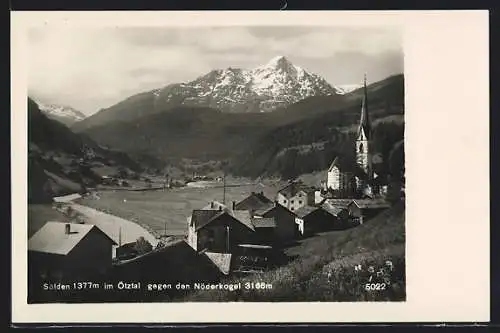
(34, 99), (87, 127)
(73, 56), (354, 131)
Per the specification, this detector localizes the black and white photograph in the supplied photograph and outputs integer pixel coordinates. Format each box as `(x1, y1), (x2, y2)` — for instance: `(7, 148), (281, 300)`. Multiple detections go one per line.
(25, 22), (406, 303)
(11, 10), (490, 323)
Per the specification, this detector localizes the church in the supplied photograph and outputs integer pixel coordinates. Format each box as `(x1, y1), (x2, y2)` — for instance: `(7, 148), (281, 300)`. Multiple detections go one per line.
(324, 75), (381, 199)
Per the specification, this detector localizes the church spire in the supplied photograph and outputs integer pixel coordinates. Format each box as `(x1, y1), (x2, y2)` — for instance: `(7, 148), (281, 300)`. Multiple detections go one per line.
(357, 74), (370, 140)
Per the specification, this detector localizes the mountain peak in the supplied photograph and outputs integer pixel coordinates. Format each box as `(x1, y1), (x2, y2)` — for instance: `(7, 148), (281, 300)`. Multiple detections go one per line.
(262, 55), (294, 71)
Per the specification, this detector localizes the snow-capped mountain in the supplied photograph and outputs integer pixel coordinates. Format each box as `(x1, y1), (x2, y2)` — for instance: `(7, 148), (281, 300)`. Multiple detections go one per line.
(34, 101), (87, 126)
(153, 56), (337, 113)
(334, 84), (364, 95)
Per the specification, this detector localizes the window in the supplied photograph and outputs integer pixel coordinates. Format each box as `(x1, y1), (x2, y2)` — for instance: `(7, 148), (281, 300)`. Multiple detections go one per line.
(291, 200), (294, 204)
(359, 143), (364, 152)
(291, 207), (294, 211)
(299, 200), (302, 205)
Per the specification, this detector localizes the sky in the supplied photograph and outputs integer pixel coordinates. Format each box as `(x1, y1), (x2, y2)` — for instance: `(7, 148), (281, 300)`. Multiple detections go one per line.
(28, 26), (403, 115)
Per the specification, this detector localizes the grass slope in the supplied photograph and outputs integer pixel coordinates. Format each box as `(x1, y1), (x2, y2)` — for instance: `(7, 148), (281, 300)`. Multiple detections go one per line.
(182, 199), (405, 301)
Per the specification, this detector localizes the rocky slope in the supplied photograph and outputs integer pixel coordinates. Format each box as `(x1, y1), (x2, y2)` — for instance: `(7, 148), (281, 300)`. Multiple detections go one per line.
(35, 100), (87, 127)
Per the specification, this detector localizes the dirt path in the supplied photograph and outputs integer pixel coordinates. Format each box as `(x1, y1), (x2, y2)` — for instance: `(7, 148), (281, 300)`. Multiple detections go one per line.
(70, 203), (159, 257)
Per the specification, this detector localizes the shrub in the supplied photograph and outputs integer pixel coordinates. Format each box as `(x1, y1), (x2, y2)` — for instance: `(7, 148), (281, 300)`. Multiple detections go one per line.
(134, 237), (153, 255)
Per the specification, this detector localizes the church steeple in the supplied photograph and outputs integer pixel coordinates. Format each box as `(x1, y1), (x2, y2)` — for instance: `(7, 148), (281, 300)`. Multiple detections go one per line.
(357, 74), (371, 140)
(355, 74), (372, 181)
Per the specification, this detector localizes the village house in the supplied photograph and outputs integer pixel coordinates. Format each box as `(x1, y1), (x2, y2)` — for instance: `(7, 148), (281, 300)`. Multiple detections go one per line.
(28, 221), (117, 281)
(276, 181), (315, 213)
(294, 205), (342, 237)
(253, 203), (298, 244)
(186, 205), (257, 253)
(320, 200), (353, 230)
(250, 217), (276, 245)
(347, 199), (391, 224)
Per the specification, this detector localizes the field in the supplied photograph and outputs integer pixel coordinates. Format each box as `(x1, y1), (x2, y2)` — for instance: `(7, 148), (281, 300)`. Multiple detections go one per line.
(77, 180), (287, 237)
(28, 204), (72, 238)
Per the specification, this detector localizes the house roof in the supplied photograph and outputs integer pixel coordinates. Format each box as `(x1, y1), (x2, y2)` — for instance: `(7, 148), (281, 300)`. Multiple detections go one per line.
(234, 192), (273, 211)
(232, 210), (255, 231)
(294, 205), (320, 218)
(350, 199), (390, 209)
(324, 198), (355, 208)
(277, 182), (315, 199)
(253, 204), (276, 216)
(321, 201), (348, 216)
(53, 193), (82, 203)
(202, 201), (230, 212)
(28, 221), (117, 255)
(251, 217), (276, 228)
(192, 207), (255, 232)
(204, 252), (232, 275)
(191, 210), (222, 231)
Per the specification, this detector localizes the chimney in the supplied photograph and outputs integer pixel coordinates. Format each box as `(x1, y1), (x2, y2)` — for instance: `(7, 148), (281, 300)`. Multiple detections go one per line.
(232, 201), (236, 210)
(65, 223), (71, 235)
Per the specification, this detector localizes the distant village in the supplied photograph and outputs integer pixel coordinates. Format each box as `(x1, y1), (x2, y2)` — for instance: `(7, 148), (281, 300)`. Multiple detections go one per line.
(27, 76), (404, 301)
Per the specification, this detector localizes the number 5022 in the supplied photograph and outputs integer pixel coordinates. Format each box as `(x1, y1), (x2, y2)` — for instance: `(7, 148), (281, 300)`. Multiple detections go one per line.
(364, 283), (386, 291)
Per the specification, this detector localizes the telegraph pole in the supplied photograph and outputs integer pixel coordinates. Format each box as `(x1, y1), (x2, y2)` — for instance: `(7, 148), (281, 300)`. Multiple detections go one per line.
(222, 170), (226, 205)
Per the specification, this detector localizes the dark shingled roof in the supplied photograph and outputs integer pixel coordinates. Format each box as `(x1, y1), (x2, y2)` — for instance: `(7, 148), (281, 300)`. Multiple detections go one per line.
(251, 217), (276, 228)
(277, 181), (315, 199)
(294, 205), (320, 218)
(234, 192), (273, 211)
(191, 210), (222, 231)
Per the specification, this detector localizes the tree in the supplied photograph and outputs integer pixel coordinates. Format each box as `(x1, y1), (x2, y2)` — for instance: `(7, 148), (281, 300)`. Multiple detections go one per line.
(134, 237), (153, 254)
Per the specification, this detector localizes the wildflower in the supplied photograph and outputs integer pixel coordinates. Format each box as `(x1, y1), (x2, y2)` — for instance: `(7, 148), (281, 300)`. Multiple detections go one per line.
(376, 269), (385, 277)
(354, 264), (362, 272)
(368, 266), (375, 273)
(385, 260), (393, 270)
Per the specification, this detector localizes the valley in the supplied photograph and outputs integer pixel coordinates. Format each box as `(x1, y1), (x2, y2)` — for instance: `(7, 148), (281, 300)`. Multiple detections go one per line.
(27, 53), (406, 303)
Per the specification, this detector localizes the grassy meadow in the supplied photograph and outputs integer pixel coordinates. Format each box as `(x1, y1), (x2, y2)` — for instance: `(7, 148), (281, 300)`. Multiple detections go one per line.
(77, 180), (287, 237)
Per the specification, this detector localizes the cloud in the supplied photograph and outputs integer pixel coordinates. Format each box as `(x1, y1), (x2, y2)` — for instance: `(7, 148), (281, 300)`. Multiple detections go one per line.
(28, 26), (402, 114)
(28, 27), (211, 113)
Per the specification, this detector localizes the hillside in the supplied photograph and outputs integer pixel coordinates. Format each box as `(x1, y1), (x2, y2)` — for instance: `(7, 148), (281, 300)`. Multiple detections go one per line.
(73, 74), (404, 179)
(183, 199), (406, 301)
(230, 74), (405, 179)
(27, 98), (163, 203)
